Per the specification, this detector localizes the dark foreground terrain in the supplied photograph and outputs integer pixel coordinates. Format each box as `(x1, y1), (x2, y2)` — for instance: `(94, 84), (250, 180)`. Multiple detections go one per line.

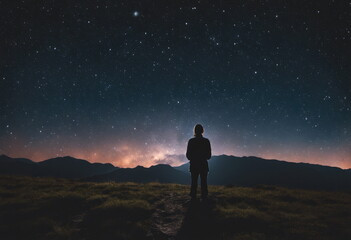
(0, 175), (350, 240)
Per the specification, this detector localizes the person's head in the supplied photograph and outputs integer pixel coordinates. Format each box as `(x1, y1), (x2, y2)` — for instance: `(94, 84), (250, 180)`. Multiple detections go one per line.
(194, 124), (204, 136)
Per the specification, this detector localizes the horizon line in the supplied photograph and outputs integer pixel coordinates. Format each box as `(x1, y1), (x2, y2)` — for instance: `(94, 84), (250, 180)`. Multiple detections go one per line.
(1, 153), (350, 170)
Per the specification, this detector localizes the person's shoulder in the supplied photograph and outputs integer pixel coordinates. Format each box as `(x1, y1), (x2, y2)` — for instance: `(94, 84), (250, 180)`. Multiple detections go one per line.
(203, 137), (210, 143)
(188, 137), (196, 143)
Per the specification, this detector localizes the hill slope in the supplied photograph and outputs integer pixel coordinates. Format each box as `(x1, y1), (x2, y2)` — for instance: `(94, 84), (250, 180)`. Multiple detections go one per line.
(37, 156), (116, 178)
(175, 155), (351, 190)
(0, 155), (37, 175)
(0, 155), (116, 179)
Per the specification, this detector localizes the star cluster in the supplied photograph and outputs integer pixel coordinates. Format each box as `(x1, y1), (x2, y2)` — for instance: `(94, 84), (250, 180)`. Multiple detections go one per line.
(0, 1), (350, 168)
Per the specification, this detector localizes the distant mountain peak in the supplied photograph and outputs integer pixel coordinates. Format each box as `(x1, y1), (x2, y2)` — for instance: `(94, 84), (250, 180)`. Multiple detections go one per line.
(47, 156), (86, 161)
(135, 165), (146, 169)
(150, 164), (174, 169)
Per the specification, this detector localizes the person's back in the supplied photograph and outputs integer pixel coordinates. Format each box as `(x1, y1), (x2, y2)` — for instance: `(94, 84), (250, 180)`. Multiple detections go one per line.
(186, 124), (211, 199)
(186, 135), (211, 172)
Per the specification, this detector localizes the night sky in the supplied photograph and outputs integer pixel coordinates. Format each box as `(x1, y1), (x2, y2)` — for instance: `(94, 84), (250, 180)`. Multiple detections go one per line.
(1, 1), (350, 168)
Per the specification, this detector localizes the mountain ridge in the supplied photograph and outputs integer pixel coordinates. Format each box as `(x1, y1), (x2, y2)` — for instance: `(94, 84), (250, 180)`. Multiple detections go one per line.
(85, 163), (188, 184)
(0, 154), (116, 178)
(1, 154), (350, 190)
(176, 155), (351, 190)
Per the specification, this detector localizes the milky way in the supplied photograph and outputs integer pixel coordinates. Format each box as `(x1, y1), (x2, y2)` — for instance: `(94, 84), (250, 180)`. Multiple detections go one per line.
(1, 1), (350, 168)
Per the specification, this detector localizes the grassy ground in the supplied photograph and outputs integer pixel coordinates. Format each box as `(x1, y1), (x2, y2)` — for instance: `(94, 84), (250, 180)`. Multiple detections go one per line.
(0, 175), (350, 240)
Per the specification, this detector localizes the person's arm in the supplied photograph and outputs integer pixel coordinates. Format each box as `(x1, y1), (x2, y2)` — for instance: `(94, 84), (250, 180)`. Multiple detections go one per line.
(186, 139), (192, 160)
(207, 139), (212, 160)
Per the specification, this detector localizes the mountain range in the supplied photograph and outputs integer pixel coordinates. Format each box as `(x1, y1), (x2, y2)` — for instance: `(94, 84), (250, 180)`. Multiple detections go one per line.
(0, 155), (115, 178)
(1, 154), (350, 190)
(85, 164), (188, 184)
(176, 155), (351, 190)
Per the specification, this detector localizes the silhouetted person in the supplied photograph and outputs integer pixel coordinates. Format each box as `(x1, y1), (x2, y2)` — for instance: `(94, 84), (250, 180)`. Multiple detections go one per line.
(186, 124), (211, 199)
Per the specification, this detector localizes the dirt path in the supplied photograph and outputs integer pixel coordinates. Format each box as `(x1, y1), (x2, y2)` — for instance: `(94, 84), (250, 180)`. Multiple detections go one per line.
(149, 193), (217, 240)
(71, 193), (216, 240)
(148, 193), (189, 239)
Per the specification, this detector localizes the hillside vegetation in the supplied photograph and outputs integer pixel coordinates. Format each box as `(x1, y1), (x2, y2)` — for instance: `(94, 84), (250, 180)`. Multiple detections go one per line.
(0, 175), (350, 240)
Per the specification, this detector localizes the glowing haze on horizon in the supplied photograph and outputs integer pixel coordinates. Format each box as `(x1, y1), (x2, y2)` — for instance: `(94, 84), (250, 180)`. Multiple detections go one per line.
(0, 1), (350, 169)
(3, 127), (351, 169)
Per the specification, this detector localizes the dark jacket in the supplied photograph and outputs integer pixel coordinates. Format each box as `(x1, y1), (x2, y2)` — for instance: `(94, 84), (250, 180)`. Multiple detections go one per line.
(186, 135), (211, 172)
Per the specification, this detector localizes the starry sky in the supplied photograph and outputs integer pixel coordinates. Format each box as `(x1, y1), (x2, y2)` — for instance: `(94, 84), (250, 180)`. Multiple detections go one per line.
(1, 1), (350, 169)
